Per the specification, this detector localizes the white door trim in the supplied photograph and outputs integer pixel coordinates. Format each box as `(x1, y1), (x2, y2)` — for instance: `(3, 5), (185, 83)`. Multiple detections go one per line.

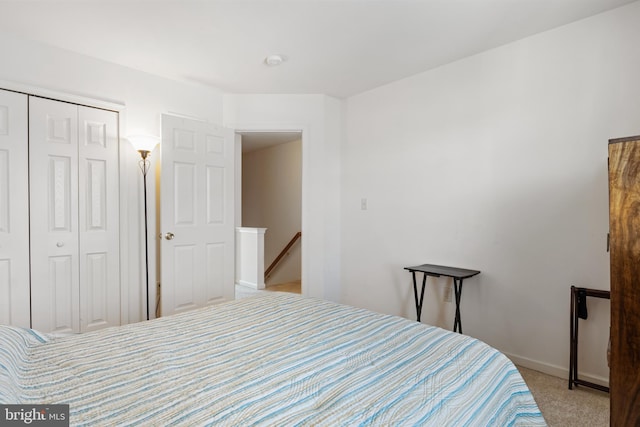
(0, 79), (125, 112)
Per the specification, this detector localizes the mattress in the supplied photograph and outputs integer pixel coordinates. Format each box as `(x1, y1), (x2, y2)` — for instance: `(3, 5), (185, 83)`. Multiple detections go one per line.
(0, 293), (546, 426)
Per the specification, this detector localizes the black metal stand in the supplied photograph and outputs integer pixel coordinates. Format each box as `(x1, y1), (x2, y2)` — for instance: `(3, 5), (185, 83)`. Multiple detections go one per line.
(453, 278), (464, 333)
(569, 285), (610, 392)
(411, 271), (427, 322)
(405, 264), (480, 334)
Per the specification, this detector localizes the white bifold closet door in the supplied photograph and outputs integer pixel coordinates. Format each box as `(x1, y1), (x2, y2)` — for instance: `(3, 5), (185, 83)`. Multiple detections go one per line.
(0, 90), (30, 328)
(29, 97), (120, 334)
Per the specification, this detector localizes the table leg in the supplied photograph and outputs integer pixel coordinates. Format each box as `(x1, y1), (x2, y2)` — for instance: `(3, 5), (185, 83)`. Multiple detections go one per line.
(453, 278), (464, 333)
(412, 272), (427, 322)
(571, 288), (580, 389)
(569, 286), (575, 389)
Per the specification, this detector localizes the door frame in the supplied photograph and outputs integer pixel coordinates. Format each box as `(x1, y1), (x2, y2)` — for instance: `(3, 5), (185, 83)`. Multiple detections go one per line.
(233, 123), (308, 296)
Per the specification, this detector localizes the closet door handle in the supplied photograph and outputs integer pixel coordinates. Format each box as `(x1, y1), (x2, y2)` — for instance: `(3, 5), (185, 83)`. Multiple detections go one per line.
(165, 232), (175, 240)
(56, 242), (64, 247)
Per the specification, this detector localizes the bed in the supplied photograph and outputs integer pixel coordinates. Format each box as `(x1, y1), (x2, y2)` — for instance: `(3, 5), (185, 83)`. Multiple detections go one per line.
(0, 293), (545, 426)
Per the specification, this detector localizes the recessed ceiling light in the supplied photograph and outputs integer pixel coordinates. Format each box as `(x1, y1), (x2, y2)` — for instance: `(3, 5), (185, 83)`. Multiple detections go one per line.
(264, 54), (287, 66)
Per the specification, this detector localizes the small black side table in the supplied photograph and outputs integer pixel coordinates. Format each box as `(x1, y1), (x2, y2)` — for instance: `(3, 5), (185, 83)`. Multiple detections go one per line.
(404, 264), (480, 334)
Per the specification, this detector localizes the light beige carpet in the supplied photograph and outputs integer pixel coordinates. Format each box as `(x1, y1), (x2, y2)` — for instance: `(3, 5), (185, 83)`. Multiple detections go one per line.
(518, 366), (609, 427)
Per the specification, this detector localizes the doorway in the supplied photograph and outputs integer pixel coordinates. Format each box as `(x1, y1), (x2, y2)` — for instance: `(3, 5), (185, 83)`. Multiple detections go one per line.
(239, 131), (302, 294)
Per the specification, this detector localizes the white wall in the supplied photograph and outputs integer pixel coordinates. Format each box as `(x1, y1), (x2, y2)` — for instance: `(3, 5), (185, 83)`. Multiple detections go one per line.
(224, 94), (342, 301)
(342, 1), (640, 383)
(243, 140), (302, 285)
(0, 32), (224, 323)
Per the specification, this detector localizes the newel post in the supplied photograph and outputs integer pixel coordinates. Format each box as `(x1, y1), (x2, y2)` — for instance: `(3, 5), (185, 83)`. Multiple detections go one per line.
(235, 227), (267, 290)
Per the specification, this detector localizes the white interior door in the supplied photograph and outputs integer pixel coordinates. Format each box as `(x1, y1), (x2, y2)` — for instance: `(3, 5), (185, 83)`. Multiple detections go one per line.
(78, 105), (120, 332)
(30, 97), (80, 334)
(0, 89), (30, 328)
(161, 114), (235, 316)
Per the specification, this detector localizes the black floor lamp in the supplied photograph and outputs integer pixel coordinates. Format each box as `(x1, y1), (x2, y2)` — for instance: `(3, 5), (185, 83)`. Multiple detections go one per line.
(128, 135), (159, 321)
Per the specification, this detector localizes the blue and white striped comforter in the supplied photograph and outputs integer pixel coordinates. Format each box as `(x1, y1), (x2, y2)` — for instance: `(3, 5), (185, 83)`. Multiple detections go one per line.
(0, 293), (545, 426)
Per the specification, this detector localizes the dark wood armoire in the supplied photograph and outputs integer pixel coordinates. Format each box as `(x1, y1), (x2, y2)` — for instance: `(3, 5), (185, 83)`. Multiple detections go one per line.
(608, 135), (640, 427)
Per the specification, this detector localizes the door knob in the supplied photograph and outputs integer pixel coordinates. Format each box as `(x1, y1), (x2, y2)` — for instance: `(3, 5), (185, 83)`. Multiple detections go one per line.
(56, 242), (65, 247)
(165, 232), (175, 240)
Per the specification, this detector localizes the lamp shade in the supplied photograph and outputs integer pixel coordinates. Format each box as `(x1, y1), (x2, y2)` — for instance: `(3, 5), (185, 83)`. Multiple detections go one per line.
(128, 134), (160, 153)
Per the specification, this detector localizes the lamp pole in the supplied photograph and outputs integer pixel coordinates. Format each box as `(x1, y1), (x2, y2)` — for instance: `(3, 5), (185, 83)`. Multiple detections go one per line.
(138, 149), (151, 321)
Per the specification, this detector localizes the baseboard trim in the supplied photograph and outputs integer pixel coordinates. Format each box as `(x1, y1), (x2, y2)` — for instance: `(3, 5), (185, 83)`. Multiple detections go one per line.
(504, 352), (609, 388)
(234, 283), (268, 299)
(238, 280), (261, 289)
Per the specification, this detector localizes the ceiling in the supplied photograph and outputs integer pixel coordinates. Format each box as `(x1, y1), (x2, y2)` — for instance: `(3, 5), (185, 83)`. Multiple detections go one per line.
(0, 0), (634, 99)
(240, 131), (301, 153)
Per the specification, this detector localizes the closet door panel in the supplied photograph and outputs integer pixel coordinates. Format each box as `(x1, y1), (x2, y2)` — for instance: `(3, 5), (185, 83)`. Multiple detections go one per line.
(0, 89), (29, 328)
(78, 106), (120, 332)
(49, 255), (75, 330)
(30, 97), (80, 334)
